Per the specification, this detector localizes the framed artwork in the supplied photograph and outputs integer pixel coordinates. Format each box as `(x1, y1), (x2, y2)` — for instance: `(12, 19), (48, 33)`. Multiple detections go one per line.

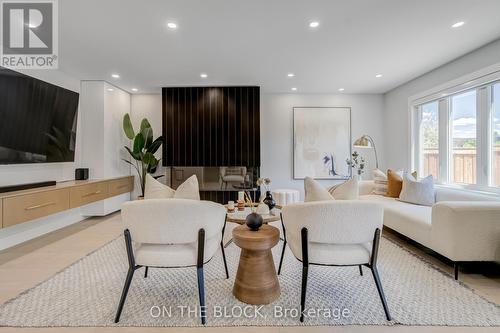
(293, 107), (351, 179)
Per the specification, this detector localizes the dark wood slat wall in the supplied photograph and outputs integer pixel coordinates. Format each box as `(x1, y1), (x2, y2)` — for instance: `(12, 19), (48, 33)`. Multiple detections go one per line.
(162, 87), (260, 167)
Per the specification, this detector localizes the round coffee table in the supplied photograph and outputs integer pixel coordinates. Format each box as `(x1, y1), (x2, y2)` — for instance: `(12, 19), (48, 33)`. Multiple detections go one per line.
(232, 224), (281, 304)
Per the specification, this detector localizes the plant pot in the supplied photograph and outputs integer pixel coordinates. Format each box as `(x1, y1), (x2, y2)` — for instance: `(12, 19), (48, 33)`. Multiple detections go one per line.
(245, 212), (263, 231)
(262, 191), (276, 210)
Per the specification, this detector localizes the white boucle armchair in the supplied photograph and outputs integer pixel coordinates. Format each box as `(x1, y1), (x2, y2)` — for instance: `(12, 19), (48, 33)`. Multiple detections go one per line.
(280, 200), (391, 322)
(115, 199), (228, 325)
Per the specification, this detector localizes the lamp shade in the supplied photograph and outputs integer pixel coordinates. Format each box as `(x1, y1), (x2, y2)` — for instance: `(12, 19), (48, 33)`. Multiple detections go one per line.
(353, 135), (372, 147)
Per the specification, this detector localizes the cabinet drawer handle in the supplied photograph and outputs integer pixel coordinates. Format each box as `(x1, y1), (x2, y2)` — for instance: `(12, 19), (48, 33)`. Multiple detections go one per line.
(25, 202), (56, 210)
(83, 190), (101, 197)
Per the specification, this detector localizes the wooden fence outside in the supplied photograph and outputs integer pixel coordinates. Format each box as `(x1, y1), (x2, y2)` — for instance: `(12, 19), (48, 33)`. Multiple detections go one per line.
(423, 147), (500, 185)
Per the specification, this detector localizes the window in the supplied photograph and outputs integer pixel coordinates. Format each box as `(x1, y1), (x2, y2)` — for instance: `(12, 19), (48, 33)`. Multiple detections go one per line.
(451, 90), (477, 184)
(492, 83), (500, 186)
(419, 101), (439, 179)
(412, 77), (500, 192)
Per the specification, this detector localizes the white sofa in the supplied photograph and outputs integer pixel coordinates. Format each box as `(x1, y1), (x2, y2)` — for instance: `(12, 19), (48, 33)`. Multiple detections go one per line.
(359, 181), (500, 278)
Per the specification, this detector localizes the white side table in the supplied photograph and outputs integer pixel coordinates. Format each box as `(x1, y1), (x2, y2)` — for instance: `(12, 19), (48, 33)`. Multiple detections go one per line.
(272, 189), (300, 206)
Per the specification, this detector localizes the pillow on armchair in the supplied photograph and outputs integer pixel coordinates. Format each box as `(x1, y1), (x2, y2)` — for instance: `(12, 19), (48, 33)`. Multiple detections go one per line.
(144, 174), (200, 200)
(304, 176), (359, 202)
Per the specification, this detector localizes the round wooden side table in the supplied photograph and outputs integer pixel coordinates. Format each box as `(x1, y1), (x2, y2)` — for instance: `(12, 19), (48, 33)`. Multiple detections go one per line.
(232, 224), (281, 304)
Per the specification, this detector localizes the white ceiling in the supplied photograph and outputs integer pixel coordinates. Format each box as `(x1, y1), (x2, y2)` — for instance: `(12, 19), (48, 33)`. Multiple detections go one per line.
(58, 0), (500, 94)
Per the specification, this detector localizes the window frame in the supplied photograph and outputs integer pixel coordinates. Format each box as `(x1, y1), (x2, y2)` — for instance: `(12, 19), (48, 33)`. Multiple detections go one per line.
(409, 67), (500, 194)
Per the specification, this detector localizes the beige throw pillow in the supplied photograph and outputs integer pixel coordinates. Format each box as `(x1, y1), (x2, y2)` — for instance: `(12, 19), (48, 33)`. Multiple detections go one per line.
(372, 169), (388, 195)
(144, 174), (200, 200)
(328, 175), (359, 200)
(304, 177), (334, 202)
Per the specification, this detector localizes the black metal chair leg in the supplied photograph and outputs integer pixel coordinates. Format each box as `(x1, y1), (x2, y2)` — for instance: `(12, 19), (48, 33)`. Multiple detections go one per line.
(220, 241), (229, 279)
(114, 268), (135, 323)
(197, 229), (206, 325)
(277, 239), (287, 275)
(370, 266), (391, 321)
(300, 228), (309, 322)
(197, 266), (206, 325)
(454, 262), (459, 280)
(144, 266), (148, 278)
(358, 265), (363, 276)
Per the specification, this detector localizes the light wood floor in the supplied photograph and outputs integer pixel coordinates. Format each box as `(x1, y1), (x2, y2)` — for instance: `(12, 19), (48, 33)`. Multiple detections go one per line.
(0, 212), (499, 333)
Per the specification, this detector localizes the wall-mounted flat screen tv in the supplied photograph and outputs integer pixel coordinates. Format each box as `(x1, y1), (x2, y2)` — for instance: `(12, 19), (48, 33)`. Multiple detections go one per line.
(0, 67), (79, 164)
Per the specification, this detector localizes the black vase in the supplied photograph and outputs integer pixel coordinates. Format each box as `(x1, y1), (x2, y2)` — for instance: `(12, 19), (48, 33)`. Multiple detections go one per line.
(245, 212), (263, 231)
(263, 191), (276, 210)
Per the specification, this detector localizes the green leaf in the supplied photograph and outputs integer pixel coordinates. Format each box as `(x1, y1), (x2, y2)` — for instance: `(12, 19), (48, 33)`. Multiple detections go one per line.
(142, 126), (153, 148)
(143, 152), (157, 166)
(140, 118), (151, 133)
(133, 133), (145, 153)
(124, 146), (141, 160)
(123, 114), (135, 140)
(146, 136), (163, 154)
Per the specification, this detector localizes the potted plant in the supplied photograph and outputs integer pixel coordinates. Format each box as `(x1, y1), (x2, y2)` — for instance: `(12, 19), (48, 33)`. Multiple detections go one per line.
(122, 113), (163, 198)
(346, 151), (365, 177)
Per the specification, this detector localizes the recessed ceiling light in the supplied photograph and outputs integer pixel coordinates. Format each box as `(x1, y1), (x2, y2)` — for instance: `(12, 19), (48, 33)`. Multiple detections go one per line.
(167, 22), (177, 29)
(287, 73), (295, 77)
(200, 73), (208, 78)
(291, 87), (297, 91)
(375, 74), (383, 78)
(111, 74), (120, 79)
(107, 88), (114, 92)
(309, 21), (319, 28)
(451, 21), (465, 28)
(131, 88), (138, 92)
(338, 88), (345, 92)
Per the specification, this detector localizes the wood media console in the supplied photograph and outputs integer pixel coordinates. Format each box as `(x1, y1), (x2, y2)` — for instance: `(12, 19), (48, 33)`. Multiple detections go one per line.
(0, 176), (134, 228)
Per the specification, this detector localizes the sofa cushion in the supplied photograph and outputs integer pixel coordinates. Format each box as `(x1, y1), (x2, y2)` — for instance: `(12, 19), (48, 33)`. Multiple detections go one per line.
(372, 169), (388, 195)
(435, 187), (500, 202)
(360, 194), (432, 247)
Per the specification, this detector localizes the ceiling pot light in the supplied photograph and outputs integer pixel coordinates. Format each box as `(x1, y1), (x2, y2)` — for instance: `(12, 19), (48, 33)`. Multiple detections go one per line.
(167, 22), (177, 29)
(200, 73), (208, 78)
(338, 88), (345, 92)
(451, 21), (465, 28)
(291, 87), (297, 91)
(309, 21), (319, 28)
(375, 74), (383, 78)
(111, 74), (120, 79)
(287, 73), (295, 77)
(107, 88), (114, 92)
(131, 88), (138, 92)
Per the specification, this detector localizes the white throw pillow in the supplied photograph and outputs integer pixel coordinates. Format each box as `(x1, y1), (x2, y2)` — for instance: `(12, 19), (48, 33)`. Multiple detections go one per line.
(398, 173), (435, 206)
(144, 174), (200, 200)
(174, 175), (200, 200)
(372, 168), (388, 195)
(328, 175), (359, 200)
(304, 177), (334, 202)
(144, 174), (175, 199)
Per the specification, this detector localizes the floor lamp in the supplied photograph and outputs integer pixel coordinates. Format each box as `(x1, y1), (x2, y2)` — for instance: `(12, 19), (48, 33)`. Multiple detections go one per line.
(353, 135), (379, 169)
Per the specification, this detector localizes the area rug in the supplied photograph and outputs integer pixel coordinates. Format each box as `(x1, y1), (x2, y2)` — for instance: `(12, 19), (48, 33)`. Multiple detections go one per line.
(0, 235), (499, 327)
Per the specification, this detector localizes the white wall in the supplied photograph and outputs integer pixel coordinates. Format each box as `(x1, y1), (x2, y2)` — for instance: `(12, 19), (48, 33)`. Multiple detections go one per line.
(261, 93), (385, 199)
(384, 38), (500, 170)
(79, 81), (131, 215)
(130, 94), (167, 195)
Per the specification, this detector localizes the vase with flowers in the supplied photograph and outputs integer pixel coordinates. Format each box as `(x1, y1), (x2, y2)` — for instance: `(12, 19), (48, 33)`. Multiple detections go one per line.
(257, 177), (275, 210)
